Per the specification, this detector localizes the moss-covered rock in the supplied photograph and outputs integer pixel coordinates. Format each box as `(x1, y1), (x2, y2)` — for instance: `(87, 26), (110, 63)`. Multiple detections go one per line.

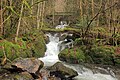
(30, 31), (46, 58)
(59, 47), (86, 63)
(114, 57), (120, 66)
(0, 30), (46, 63)
(89, 46), (115, 65)
(59, 45), (118, 65)
(48, 62), (78, 79)
(0, 39), (31, 61)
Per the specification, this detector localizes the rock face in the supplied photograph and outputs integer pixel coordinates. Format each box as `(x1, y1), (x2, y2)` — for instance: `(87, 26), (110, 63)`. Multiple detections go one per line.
(12, 58), (44, 74)
(48, 62), (78, 79)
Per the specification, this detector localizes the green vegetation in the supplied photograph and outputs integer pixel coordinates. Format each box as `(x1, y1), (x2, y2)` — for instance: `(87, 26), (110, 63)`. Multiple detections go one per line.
(59, 47), (85, 63)
(0, 30), (46, 63)
(0, 39), (30, 61)
(89, 46), (115, 64)
(59, 45), (120, 65)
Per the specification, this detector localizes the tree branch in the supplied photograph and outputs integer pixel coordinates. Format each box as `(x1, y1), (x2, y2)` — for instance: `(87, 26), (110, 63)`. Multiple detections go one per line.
(84, 3), (117, 35)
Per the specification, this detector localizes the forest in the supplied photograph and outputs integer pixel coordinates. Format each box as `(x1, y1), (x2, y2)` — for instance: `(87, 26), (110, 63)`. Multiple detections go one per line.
(0, 0), (120, 80)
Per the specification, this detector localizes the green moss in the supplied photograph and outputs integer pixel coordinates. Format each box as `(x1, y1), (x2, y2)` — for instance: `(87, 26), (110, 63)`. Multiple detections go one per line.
(0, 39), (31, 61)
(29, 31), (46, 58)
(115, 58), (120, 64)
(89, 46), (115, 64)
(59, 47), (86, 63)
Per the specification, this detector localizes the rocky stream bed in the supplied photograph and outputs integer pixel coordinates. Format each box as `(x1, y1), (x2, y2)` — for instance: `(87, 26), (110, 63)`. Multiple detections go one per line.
(0, 58), (78, 80)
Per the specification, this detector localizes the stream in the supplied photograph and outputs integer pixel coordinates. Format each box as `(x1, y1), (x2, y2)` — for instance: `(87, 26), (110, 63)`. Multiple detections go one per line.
(38, 32), (118, 80)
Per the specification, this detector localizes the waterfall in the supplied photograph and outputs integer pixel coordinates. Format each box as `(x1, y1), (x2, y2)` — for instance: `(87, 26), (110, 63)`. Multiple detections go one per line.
(38, 33), (118, 80)
(38, 33), (66, 66)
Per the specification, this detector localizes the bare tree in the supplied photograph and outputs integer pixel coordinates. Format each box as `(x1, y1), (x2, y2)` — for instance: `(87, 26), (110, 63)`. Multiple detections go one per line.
(96, 0), (102, 27)
(52, 0), (55, 26)
(40, 1), (45, 29)
(0, 0), (3, 36)
(37, 2), (40, 29)
(15, 1), (24, 42)
(80, 0), (83, 17)
(91, 0), (94, 17)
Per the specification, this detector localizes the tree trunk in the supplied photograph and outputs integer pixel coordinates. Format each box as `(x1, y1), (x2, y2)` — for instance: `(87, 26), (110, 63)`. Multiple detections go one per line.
(0, 1), (3, 36)
(85, 0), (88, 15)
(31, 0), (34, 15)
(91, 0), (94, 17)
(52, 0), (55, 26)
(15, 2), (24, 42)
(37, 3), (40, 29)
(97, 0), (102, 27)
(41, 1), (45, 29)
(80, 0), (83, 17)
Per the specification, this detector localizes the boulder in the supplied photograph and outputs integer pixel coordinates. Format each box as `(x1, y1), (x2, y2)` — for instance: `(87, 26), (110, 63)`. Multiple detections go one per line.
(89, 46), (115, 65)
(59, 48), (86, 64)
(11, 58), (44, 74)
(32, 32), (46, 58)
(47, 62), (78, 79)
(0, 72), (34, 80)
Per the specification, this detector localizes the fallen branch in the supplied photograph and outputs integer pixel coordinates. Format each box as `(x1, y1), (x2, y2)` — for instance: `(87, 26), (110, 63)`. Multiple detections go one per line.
(1, 46), (7, 65)
(1, 46), (12, 65)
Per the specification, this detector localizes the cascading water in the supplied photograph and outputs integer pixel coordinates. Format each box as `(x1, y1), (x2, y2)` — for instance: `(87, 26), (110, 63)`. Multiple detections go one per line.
(38, 33), (118, 80)
(64, 63), (117, 80)
(38, 33), (61, 66)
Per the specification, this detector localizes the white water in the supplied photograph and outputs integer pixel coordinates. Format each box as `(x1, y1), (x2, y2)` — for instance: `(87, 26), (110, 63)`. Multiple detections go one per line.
(55, 21), (68, 29)
(38, 33), (118, 80)
(64, 63), (117, 80)
(38, 33), (60, 66)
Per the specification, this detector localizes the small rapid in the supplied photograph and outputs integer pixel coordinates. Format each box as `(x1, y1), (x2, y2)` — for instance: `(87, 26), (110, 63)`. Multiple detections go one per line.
(64, 63), (117, 80)
(38, 33), (118, 80)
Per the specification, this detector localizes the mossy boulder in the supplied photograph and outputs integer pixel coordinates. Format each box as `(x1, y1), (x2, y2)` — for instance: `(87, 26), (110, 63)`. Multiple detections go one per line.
(114, 47), (120, 66)
(89, 46), (115, 65)
(114, 56), (120, 65)
(0, 31), (46, 63)
(59, 47), (86, 63)
(30, 32), (46, 58)
(0, 39), (32, 61)
(21, 30), (46, 58)
(47, 62), (78, 79)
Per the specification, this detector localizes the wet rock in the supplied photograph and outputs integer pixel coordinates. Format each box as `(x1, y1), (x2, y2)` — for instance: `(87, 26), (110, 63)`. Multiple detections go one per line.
(48, 76), (61, 80)
(36, 68), (61, 80)
(38, 69), (49, 80)
(0, 66), (10, 77)
(11, 58), (44, 73)
(2, 63), (12, 69)
(0, 72), (34, 80)
(47, 62), (78, 79)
